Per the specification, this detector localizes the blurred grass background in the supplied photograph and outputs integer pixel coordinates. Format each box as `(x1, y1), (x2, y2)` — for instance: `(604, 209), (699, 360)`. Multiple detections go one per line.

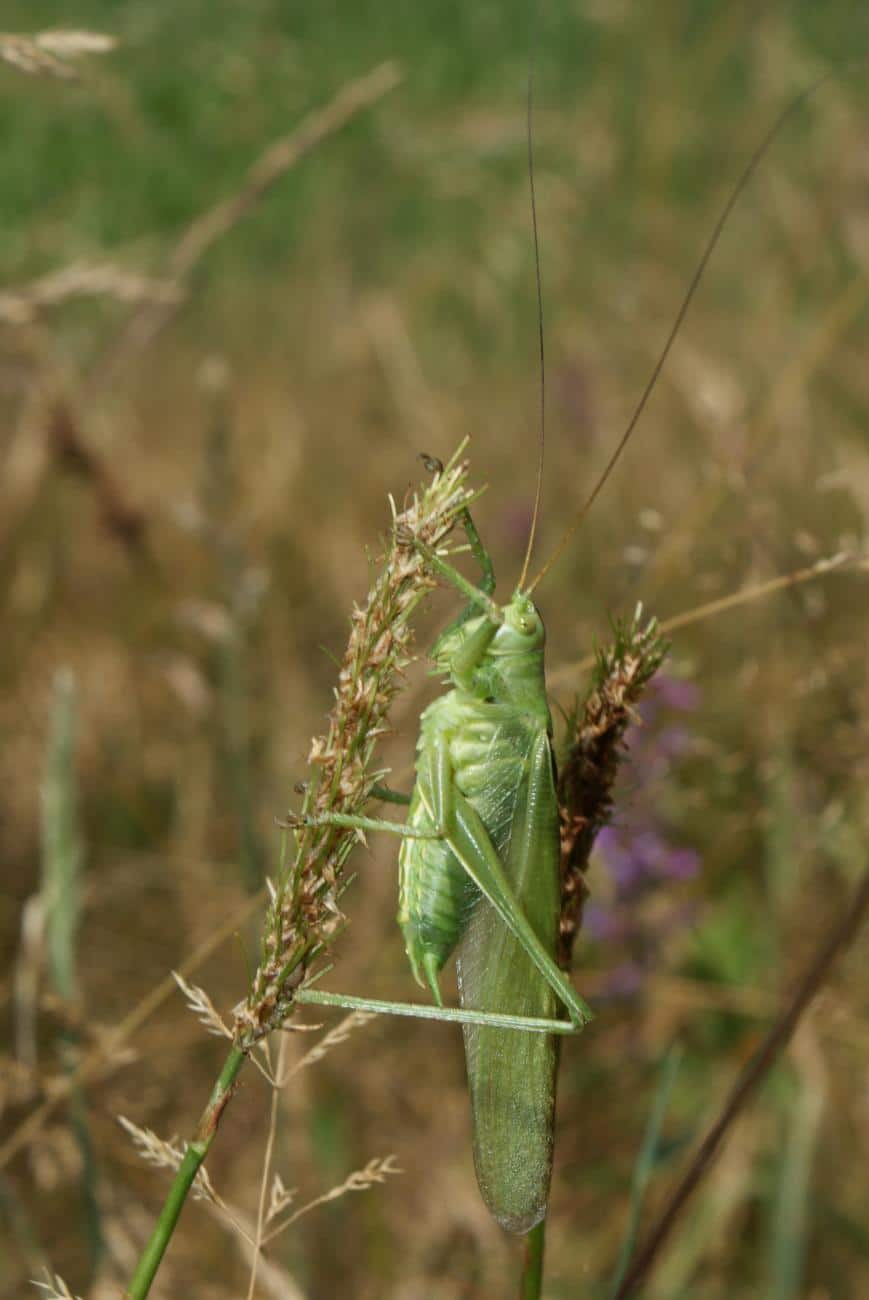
(1, 2), (869, 1297)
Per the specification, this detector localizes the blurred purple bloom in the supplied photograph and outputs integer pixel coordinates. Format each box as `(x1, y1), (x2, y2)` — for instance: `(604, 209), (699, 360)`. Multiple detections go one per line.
(599, 961), (646, 1000)
(583, 900), (627, 942)
(655, 724), (692, 760)
(597, 825), (699, 893)
(653, 676), (700, 712)
(661, 847), (700, 880)
(638, 674), (699, 725)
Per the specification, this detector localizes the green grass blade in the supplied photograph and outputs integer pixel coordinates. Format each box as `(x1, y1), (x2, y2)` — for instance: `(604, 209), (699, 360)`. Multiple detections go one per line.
(768, 1062), (824, 1300)
(609, 1046), (682, 1299)
(40, 670), (83, 1001)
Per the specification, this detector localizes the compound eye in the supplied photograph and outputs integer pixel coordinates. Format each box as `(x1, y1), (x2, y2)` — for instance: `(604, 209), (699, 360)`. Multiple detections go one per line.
(518, 614), (535, 636)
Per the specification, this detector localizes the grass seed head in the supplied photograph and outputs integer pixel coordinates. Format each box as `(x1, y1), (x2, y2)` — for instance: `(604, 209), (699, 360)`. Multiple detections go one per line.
(237, 446), (477, 1040)
(558, 605), (669, 967)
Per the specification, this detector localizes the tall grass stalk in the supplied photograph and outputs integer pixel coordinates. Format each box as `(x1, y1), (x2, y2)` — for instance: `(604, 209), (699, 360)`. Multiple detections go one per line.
(125, 447), (477, 1299)
(768, 1029), (825, 1300)
(520, 1220), (546, 1299)
(41, 671), (82, 1003)
(199, 369), (266, 893)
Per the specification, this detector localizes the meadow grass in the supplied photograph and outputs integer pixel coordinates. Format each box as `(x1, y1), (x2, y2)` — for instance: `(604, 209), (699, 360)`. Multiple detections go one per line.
(2, 3), (869, 1297)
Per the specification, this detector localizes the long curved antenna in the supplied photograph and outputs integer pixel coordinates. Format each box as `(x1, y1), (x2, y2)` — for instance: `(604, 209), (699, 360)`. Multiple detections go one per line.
(517, 4), (547, 592)
(526, 66), (841, 596)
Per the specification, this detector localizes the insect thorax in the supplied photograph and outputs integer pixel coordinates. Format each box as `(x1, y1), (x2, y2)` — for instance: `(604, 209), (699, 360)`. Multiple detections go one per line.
(432, 593), (551, 723)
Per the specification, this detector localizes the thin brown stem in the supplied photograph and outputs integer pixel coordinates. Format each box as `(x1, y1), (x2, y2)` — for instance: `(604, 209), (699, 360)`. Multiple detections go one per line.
(612, 867), (869, 1299)
(547, 552), (860, 693)
(246, 1038), (286, 1300)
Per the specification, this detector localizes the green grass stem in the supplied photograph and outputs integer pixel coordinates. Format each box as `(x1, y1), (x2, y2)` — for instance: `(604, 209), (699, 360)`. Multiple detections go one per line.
(519, 1219), (546, 1300)
(125, 1043), (246, 1300)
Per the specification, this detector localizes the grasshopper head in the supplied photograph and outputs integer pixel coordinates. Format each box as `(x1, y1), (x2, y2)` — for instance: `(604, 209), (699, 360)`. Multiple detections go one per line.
(491, 591), (545, 656)
(481, 591), (549, 718)
(430, 593), (547, 719)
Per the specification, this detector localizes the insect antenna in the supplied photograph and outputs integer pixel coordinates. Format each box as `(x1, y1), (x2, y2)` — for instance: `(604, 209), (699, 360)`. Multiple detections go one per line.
(516, 3), (547, 594)
(525, 65), (843, 597)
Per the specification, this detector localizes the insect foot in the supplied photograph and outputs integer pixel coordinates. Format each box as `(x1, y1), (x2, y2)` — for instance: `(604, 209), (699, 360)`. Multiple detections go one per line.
(275, 811), (305, 830)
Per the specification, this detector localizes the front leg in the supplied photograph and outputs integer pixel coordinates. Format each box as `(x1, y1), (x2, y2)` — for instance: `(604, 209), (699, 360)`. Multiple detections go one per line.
(420, 454), (496, 602)
(396, 523), (502, 625)
(280, 810), (439, 839)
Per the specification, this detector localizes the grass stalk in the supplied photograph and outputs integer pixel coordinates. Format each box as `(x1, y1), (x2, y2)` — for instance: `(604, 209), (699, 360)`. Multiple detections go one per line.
(519, 1219), (546, 1300)
(124, 448), (476, 1297)
(125, 1044), (246, 1300)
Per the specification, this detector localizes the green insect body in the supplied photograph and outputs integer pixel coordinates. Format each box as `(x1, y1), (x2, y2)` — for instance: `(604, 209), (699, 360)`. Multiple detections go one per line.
(397, 588), (586, 1232)
(293, 526), (593, 1232)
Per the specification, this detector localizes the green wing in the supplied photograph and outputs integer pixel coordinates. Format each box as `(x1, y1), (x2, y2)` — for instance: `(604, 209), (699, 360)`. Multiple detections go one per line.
(456, 727), (562, 1235)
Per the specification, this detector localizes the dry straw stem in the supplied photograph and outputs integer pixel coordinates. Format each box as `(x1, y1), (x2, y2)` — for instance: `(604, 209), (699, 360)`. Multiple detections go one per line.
(281, 1008), (377, 1080)
(33, 1274), (82, 1300)
(171, 971), (232, 1040)
(548, 551), (859, 691)
(0, 326), (150, 557)
(0, 263), (180, 327)
(117, 1116), (220, 1208)
(246, 1036), (287, 1300)
(0, 29), (115, 79)
(558, 605), (668, 967)
(98, 60), (403, 376)
(260, 1156), (402, 1244)
(125, 447), (476, 1300)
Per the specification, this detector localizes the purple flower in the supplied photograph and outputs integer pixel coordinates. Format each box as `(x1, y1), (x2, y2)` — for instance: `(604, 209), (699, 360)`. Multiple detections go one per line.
(584, 901), (628, 942)
(660, 847), (700, 881)
(585, 670), (702, 991)
(652, 676), (700, 712)
(654, 724), (693, 761)
(599, 961), (646, 1000)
